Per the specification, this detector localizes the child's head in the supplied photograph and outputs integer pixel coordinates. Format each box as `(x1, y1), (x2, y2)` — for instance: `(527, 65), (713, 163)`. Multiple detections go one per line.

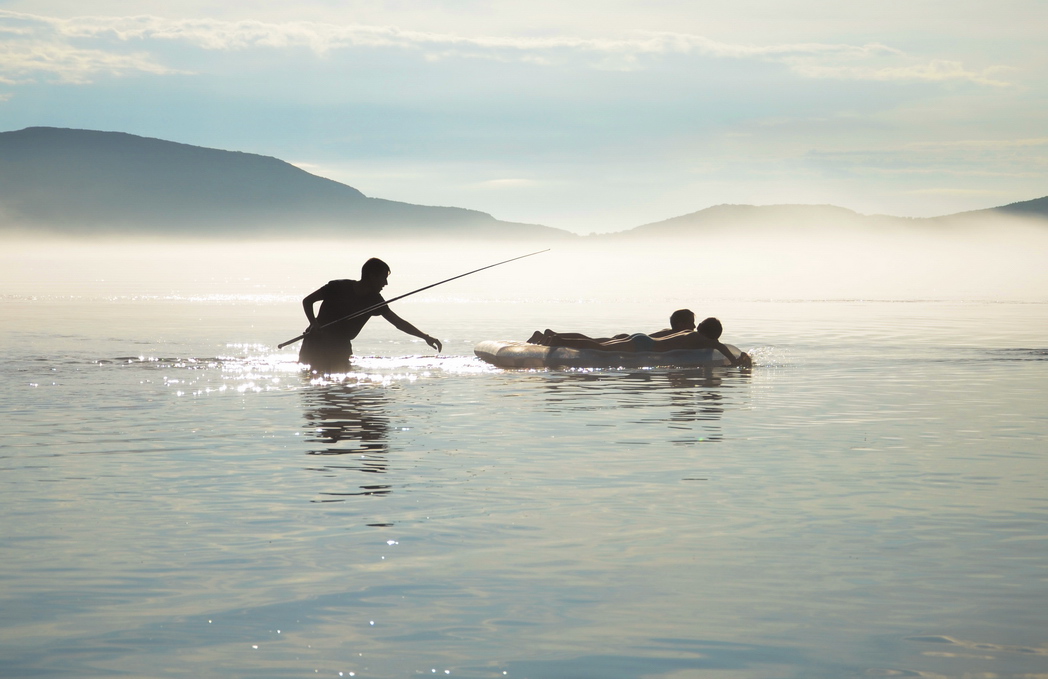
(669, 308), (696, 331)
(697, 317), (723, 340)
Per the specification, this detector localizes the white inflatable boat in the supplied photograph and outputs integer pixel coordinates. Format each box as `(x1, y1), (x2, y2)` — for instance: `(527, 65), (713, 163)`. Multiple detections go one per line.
(474, 340), (744, 369)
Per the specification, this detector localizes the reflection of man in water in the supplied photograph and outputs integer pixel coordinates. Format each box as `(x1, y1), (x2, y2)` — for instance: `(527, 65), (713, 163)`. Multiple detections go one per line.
(299, 257), (442, 373)
(303, 384), (390, 456)
(302, 384), (393, 498)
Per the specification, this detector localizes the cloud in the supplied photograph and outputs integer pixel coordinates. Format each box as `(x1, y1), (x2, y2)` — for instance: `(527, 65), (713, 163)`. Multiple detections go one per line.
(904, 188), (1015, 196)
(789, 58), (1013, 87)
(474, 178), (540, 189)
(0, 9), (1011, 87)
(908, 137), (1048, 150)
(0, 41), (181, 85)
(806, 137), (1048, 179)
(0, 11), (184, 84)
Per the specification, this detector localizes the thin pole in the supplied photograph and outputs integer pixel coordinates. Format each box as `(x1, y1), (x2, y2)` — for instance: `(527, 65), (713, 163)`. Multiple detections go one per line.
(277, 249), (549, 349)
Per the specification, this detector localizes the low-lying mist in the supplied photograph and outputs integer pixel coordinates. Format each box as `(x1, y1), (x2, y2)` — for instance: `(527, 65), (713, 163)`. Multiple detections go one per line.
(4, 215), (1046, 304)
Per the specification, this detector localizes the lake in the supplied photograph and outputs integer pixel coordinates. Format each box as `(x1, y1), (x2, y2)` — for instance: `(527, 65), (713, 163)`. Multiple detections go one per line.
(2, 235), (1047, 678)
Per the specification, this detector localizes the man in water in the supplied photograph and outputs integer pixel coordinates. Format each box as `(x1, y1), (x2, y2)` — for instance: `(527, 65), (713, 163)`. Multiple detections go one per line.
(526, 308), (696, 344)
(536, 317), (751, 368)
(298, 257), (442, 373)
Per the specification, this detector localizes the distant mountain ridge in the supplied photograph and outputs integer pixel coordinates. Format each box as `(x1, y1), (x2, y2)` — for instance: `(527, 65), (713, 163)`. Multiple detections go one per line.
(956, 195), (1048, 219)
(1, 126), (1044, 239)
(0, 127), (572, 240)
(603, 196), (1048, 239)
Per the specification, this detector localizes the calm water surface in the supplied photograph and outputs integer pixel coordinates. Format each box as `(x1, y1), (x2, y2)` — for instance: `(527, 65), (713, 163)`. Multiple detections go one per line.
(2, 241), (1047, 678)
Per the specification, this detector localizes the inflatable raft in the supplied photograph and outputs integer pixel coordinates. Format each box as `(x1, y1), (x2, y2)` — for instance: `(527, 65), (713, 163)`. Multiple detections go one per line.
(474, 340), (743, 369)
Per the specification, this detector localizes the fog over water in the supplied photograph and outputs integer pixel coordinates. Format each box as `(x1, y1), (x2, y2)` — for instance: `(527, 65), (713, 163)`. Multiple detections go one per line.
(5, 215), (1047, 304)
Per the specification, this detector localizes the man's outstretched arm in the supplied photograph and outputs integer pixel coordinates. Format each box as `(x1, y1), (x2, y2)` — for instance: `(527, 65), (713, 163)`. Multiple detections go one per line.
(381, 308), (442, 352)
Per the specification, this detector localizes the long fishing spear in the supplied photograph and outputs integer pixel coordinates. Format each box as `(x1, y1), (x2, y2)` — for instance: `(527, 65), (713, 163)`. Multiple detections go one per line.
(277, 249), (549, 349)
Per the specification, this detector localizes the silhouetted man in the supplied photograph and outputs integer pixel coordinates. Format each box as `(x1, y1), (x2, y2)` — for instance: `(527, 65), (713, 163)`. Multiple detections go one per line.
(298, 257), (441, 373)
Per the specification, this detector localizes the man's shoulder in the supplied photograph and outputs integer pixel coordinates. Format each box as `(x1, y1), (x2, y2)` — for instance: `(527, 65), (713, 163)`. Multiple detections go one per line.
(324, 278), (359, 290)
(314, 279), (363, 303)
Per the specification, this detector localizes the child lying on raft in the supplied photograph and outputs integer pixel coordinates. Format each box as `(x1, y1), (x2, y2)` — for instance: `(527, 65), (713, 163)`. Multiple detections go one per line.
(528, 317), (752, 368)
(526, 308), (696, 345)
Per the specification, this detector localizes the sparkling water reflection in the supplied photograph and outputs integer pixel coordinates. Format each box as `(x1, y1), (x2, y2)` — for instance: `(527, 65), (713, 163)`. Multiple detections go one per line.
(2, 290), (1047, 678)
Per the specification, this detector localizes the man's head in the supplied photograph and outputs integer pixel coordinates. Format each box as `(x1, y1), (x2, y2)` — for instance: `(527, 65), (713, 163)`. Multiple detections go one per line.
(361, 257), (391, 291)
(669, 308), (696, 332)
(697, 317), (723, 340)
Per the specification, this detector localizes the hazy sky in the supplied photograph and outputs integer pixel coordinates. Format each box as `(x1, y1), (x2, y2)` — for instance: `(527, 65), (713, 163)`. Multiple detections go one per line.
(2, 1), (1045, 233)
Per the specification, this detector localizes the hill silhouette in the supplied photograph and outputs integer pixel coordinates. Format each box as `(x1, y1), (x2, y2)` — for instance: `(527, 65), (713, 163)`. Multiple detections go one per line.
(0, 127), (572, 240)
(943, 195), (1048, 221)
(600, 196), (1048, 239)
(2, 126), (1043, 240)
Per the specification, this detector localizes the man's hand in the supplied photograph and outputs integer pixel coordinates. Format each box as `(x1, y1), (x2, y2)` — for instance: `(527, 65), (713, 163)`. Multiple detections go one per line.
(424, 335), (442, 353)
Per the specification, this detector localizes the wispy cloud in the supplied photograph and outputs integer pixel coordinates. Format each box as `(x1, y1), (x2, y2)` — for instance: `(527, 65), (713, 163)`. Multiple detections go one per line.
(807, 137), (1048, 179)
(0, 11), (184, 84)
(904, 188), (1015, 196)
(0, 42), (181, 85)
(907, 137), (1048, 150)
(790, 59), (1012, 87)
(0, 9), (1011, 87)
(474, 178), (540, 189)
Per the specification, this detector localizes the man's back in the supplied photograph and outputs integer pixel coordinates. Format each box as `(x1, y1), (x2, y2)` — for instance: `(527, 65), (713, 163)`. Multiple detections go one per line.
(314, 279), (384, 337)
